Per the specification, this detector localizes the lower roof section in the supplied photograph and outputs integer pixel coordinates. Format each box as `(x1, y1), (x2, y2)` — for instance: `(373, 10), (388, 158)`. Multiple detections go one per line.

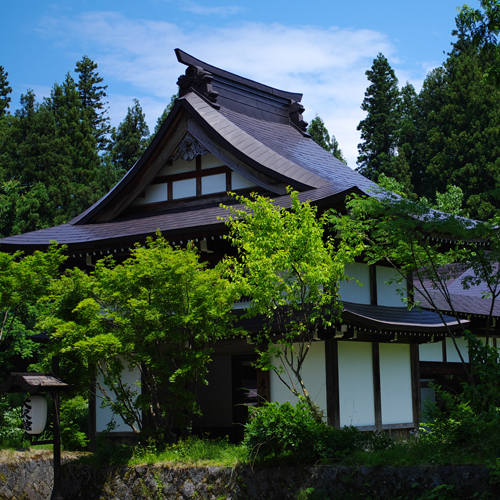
(342, 301), (468, 334)
(233, 301), (467, 344)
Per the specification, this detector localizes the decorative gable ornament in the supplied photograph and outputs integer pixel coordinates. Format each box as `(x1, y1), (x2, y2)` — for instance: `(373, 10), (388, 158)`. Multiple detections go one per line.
(172, 133), (209, 162)
(21, 395), (47, 435)
(177, 65), (219, 104)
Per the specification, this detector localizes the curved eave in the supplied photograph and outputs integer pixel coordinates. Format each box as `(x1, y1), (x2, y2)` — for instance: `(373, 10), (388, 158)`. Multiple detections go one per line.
(342, 302), (468, 334)
(0, 185), (358, 253)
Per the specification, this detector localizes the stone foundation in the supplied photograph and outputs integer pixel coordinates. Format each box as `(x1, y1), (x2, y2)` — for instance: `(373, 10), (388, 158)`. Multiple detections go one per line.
(0, 458), (493, 499)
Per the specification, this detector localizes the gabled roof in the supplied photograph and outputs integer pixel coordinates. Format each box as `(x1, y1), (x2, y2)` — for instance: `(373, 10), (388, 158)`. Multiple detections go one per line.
(0, 49), (376, 252)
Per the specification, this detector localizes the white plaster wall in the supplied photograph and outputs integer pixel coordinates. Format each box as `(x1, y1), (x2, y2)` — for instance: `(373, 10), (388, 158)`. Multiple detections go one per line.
(201, 153), (223, 169)
(379, 343), (413, 425)
(376, 266), (407, 307)
(338, 341), (375, 427)
(339, 262), (370, 304)
(270, 341), (326, 417)
(172, 178), (196, 199)
(419, 341), (443, 362)
(193, 356), (233, 427)
(96, 362), (141, 433)
(202, 173), (226, 195)
(232, 171), (257, 190)
(141, 183), (168, 204)
(161, 157), (196, 175)
(446, 336), (469, 363)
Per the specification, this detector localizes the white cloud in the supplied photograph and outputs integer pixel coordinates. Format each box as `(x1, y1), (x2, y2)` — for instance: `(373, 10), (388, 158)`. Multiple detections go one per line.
(37, 11), (403, 168)
(181, 2), (246, 16)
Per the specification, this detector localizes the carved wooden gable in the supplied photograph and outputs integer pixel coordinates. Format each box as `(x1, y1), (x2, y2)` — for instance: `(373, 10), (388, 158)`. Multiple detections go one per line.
(130, 132), (257, 211)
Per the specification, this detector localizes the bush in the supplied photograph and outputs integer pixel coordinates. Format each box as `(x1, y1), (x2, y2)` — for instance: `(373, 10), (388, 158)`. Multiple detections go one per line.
(243, 398), (363, 463)
(0, 395), (25, 447)
(421, 384), (500, 456)
(60, 396), (89, 451)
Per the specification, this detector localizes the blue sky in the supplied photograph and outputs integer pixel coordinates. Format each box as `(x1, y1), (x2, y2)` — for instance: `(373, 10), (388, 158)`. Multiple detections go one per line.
(1, 0), (467, 168)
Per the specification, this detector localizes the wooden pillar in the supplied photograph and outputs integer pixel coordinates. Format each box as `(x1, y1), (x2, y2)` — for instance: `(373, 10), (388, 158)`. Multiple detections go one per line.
(325, 339), (340, 428)
(372, 342), (382, 432)
(410, 343), (421, 429)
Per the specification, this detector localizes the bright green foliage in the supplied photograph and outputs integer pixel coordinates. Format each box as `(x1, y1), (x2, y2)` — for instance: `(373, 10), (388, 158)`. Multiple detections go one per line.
(223, 190), (354, 419)
(307, 115), (347, 163)
(0, 66), (12, 117)
(111, 99), (150, 174)
(0, 394), (25, 447)
(39, 234), (237, 440)
(243, 399), (363, 463)
(60, 395), (89, 450)
(0, 246), (66, 380)
(357, 53), (400, 182)
(75, 55), (111, 153)
(333, 189), (500, 390)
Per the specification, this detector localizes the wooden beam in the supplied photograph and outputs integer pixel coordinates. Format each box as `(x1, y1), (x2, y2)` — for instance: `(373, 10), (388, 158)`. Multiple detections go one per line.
(325, 339), (340, 429)
(410, 343), (421, 429)
(372, 342), (382, 432)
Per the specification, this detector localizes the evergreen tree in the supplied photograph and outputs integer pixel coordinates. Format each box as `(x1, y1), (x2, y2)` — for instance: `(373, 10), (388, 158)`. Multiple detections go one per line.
(0, 67), (12, 117)
(75, 56), (111, 153)
(48, 74), (103, 219)
(411, 40), (500, 220)
(356, 53), (401, 181)
(307, 115), (347, 163)
(145, 92), (179, 148)
(111, 99), (150, 174)
(5, 90), (69, 226)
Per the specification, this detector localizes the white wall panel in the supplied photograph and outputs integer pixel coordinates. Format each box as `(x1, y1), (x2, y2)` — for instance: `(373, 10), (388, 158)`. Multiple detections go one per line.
(201, 153), (223, 169)
(96, 361), (141, 433)
(338, 341), (375, 427)
(446, 336), (469, 363)
(202, 173), (226, 195)
(419, 342), (443, 362)
(340, 262), (370, 304)
(142, 183), (168, 204)
(172, 178), (196, 199)
(161, 158), (196, 175)
(379, 343), (413, 425)
(270, 342), (326, 418)
(232, 171), (257, 190)
(193, 356), (233, 427)
(377, 266), (406, 307)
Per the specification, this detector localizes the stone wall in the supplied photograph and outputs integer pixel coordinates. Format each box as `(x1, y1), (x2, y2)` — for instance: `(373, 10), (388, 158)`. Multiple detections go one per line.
(0, 458), (493, 499)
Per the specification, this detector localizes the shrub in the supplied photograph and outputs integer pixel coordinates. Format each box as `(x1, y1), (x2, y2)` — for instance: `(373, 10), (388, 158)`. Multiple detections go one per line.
(60, 396), (89, 451)
(0, 395), (25, 447)
(243, 398), (363, 463)
(421, 384), (500, 456)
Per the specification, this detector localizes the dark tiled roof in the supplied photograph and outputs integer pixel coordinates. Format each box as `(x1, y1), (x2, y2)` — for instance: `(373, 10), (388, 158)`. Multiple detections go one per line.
(415, 265), (500, 318)
(342, 301), (467, 333)
(0, 50), (376, 251)
(219, 107), (375, 193)
(0, 185), (354, 251)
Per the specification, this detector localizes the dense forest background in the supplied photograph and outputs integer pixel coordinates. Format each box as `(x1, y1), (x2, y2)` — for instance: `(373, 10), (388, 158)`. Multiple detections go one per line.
(0, 57), (173, 240)
(2, 3), (500, 240)
(352, 7), (500, 221)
